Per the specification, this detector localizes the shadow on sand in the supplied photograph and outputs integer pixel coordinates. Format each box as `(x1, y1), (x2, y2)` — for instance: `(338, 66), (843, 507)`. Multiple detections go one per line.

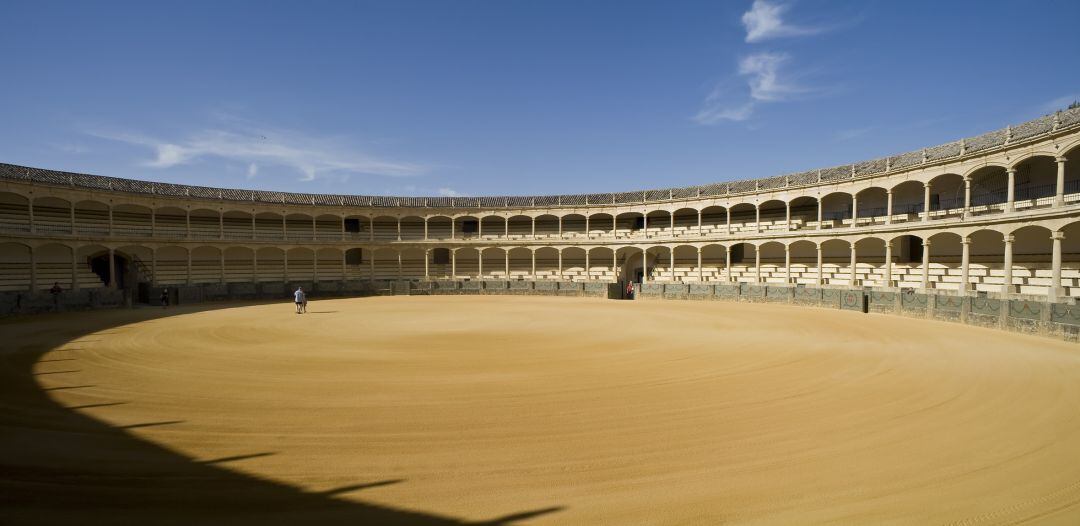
(0, 302), (564, 525)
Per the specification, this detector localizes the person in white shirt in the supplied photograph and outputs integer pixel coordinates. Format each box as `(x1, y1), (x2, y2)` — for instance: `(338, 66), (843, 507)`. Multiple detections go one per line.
(294, 287), (306, 314)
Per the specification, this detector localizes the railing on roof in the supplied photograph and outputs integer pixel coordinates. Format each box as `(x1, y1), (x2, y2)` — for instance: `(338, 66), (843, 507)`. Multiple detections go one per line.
(1, 108), (1077, 209)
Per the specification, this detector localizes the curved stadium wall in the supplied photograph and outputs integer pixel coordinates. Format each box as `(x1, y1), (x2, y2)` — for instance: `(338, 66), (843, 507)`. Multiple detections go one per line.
(3, 109), (1080, 339)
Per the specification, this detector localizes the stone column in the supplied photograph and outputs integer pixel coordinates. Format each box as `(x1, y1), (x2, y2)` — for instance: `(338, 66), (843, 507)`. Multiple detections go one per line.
(612, 215), (617, 238)
(726, 208), (732, 235)
(754, 246), (761, 283)
(250, 214), (255, 240)
(921, 240), (931, 290)
(785, 202), (791, 231)
(669, 213), (675, 238)
(884, 240), (893, 287)
(557, 250), (562, 280)
(816, 199), (823, 228)
(450, 217), (455, 240)
(584, 216), (589, 238)
(784, 244), (791, 284)
(642, 214), (648, 239)
(851, 194), (858, 227)
(1051, 231), (1064, 301)
(424, 218), (429, 240)
(816, 245), (823, 285)
(424, 249), (430, 280)
(531, 250), (536, 280)
(283, 215), (288, 241)
(108, 206), (114, 236)
(612, 250), (618, 282)
(558, 216), (562, 238)
(107, 248), (116, 289)
(849, 243), (857, 285)
(1002, 235), (1013, 295)
(71, 248), (79, 291)
(341, 217), (346, 241)
(641, 248), (648, 283)
(1057, 157), (1067, 207)
(886, 190), (893, 225)
(28, 199), (34, 234)
(70, 203), (76, 234)
(697, 247), (703, 282)
(585, 251), (591, 281)
(478, 250), (484, 279)
(922, 182), (931, 222)
(396, 217), (401, 241)
(697, 210), (703, 237)
(1006, 169), (1016, 211)
(531, 217), (536, 239)
(220, 250), (226, 283)
(186, 209), (192, 239)
(755, 205), (761, 233)
(960, 237), (971, 292)
(187, 249), (193, 285)
(505, 250), (511, 280)
(505, 217), (510, 238)
(451, 249), (457, 280)
(725, 246), (732, 282)
(478, 217), (483, 239)
(397, 251), (402, 280)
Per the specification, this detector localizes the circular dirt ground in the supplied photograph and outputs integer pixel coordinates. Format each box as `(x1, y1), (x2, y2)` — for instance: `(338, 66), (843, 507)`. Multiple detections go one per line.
(3, 296), (1080, 525)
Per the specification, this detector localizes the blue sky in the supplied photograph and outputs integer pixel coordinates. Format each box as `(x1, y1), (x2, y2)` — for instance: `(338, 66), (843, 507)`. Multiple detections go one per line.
(1, 0), (1078, 197)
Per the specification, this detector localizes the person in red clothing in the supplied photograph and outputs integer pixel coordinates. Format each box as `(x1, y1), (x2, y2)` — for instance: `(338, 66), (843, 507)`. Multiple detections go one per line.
(625, 281), (634, 300)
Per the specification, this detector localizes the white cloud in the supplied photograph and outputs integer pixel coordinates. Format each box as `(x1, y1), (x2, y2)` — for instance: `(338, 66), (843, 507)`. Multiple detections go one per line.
(86, 116), (425, 182)
(742, 0), (822, 43)
(437, 187), (462, 197)
(246, 162), (258, 179)
(693, 52), (804, 124)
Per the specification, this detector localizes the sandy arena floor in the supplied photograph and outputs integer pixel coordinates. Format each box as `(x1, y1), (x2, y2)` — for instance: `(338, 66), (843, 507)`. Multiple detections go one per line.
(2, 295), (1080, 524)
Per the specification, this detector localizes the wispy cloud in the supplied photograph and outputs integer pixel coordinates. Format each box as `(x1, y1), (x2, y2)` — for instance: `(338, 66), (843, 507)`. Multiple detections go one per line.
(742, 0), (823, 43)
(1039, 94), (1080, 113)
(86, 116), (425, 182)
(437, 187), (462, 197)
(693, 52), (807, 124)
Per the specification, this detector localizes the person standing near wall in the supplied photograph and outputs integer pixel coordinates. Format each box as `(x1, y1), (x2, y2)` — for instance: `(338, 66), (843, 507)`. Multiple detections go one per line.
(49, 282), (62, 311)
(626, 281), (634, 300)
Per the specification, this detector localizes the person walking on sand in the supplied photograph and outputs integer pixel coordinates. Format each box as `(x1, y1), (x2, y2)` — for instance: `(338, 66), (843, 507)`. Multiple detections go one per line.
(294, 286), (306, 314)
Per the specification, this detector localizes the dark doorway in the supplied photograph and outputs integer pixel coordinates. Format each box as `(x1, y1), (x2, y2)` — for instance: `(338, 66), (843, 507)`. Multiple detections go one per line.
(88, 252), (128, 288)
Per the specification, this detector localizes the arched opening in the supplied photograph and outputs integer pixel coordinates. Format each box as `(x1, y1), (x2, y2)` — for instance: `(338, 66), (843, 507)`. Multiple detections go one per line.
(506, 215), (531, 239)
(819, 239), (851, 285)
(788, 197), (817, 231)
(112, 204), (153, 237)
(1060, 222), (1080, 296)
(0, 242), (31, 291)
(315, 214), (343, 240)
(190, 246), (223, 284)
(189, 209), (220, 240)
(343, 248), (365, 281)
(855, 187), (888, 226)
(758, 200), (786, 233)
(967, 166), (1009, 215)
(74, 200), (110, 236)
(788, 240), (817, 284)
(647, 246), (673, 281)
(75, 245), (120, 288)
(399, 216), (425, 241)
(32, 197), (72, 235)
(671, 208), (698, 238)
(890, 181), (925, 223)
(453, 216), (481, 240)
(254, 212), (284, 240)
(587, 213), (614, 238)
(452, 247), (480, 280)
(562, 247), (587, 281)
(927, 173), (965, 219)
(35, 243), (75, 291)
(156, 246), (190, 284)
(819, 193), (853, 228)
(533, 247), (559, 280)
(479, 215), (505, 240)
(1012, 155), (1058, 209)
(728, 203), (756, 234)
(758, 241), (785, 283)
(587, 247), (616, 281)
(480, 247), (507, 280)
(317, 247), (345, 281)
(615, 212), (643, 239)
(644, 210), (671, 238)
(1008, 225), (1052, 295)
(426, 216), (452, 240)
(925, 232), (962, 290)
(223, 210), (254, 240)
(399, 248), (426, 280)
(562, 214), (587, 238)
(615, 246), (646, 283)
(1064, 145), (1080, 203)
(891, 235), (925, 288)
(854, 238), (887, 286)
(969, 229), (1005, 293)
(224, 246), (255, 283)
(672, 245), (698, 282)
(371, 215), (398, 241)
(700, 206), (726, 235)
(0, 192), (31, 234)
(507, 247), (532, 280)
(534, 215), (559, 239)
(729, 242), (756, 283)
(700, 244), (726, 282)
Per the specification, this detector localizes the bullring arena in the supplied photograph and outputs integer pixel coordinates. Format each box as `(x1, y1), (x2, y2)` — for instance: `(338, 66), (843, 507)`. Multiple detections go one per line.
(4, 109), (1080, 524)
